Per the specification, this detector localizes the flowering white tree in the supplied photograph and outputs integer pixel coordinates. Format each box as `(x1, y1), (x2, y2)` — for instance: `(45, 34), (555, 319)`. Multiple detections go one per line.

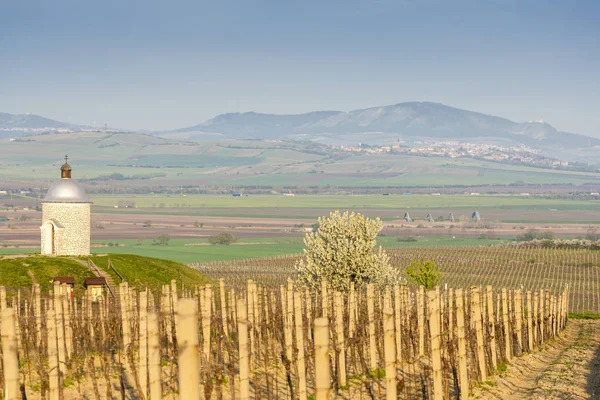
(295, 210), (401, 291)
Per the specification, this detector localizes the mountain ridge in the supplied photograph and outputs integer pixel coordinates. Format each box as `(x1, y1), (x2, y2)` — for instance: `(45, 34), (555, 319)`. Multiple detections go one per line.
(169, 102), (599, 159)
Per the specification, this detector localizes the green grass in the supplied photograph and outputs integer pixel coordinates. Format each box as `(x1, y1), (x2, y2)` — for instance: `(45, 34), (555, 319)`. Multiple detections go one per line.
(0, 236), (510, 264)
(0, 254), (211, 293)
(89, 194), (600, 210)
(89, 254), (212, 292)
(569, 312), (600, 320)
(0, 255), (94, 293)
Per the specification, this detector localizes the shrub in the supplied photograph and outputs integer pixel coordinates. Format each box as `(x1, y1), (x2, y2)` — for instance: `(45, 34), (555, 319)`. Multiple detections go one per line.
(405, 258), (441, 290)
(397, 236), (418, 242)
(153, 234), (171, 246)
(295, 210), (401, 292)
(208, 232), (237, 245)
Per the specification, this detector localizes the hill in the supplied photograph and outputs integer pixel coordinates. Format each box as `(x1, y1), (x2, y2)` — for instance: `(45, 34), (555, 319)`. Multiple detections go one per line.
(0, 254), (211, 293)
(1, 130), (600, 188)
(170, 102), (600, 162)
(0, 112), (85, 137)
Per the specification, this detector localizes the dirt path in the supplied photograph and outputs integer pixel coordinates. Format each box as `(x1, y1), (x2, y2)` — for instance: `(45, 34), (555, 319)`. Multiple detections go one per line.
(475, 320), (600, 400)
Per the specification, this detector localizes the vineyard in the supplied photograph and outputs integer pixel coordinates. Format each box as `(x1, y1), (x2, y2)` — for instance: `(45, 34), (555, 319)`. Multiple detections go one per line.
(194, 246), (600, 314)
(0, 277), (569, 399)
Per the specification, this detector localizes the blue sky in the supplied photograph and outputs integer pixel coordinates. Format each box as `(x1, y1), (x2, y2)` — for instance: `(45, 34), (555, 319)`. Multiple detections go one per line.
(1, 0), (598, 135)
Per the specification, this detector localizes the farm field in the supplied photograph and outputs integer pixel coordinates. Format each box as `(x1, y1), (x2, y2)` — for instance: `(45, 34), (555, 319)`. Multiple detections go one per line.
(194, 246), (600, 314)
(3, 133), (600, 188)
(89, 193), (600, 210)
(0, 236), (510, 263)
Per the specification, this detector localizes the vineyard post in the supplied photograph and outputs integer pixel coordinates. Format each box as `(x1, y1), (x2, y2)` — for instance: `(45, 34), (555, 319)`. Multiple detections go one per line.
(294, 291), (307, 399)
(455, 289), (468, 399)
(428, 290), (443, 400)
(448, 288), (454, 343)
(533, 292), (539, 346)
(314, 317), (330, 400)
(119, 282), (131, 377)
(139, 290), (148, 399)
(34, 283), (41, 343)
(54, 281), (67, 376)
(161, 286), (172, 348)
(349, 282), (356, 338)
(14, 296), (22, 353)
(471, 287), (487, 382)
(384, 286), (392, 309)
(515, 289), (523, 354)
(394, 285), (402, 363)
(546, 290), (552, 339)
(552, 295), (557, 337)
(417, 285), (425, 356)
(485, 286), (497, 370)
(383, 307), (397, 400)
(286, 279), (294, 363)
(501, 288), (511, 361)
(237, 298), (250, 400)
(526, 291), (533, 352)
(367, 283), (377, 370)
(177, 298), (200, 400)
(47, 306), (60, 400)
(86, 292), (95, 342)
(202, 284), (212, 365)
(148, 310), (162, 400)
(219, 279), (228, 336)
(334, 291), (347, 388)
(248, 280), (256, 377)
(62, 283), (73, 359)
(305, 288), (313, 339)
(2, 307), (18, 400)
(540, 291), (545, 343)
(171, 279), (179, 340)
(321, 280), (328, 318)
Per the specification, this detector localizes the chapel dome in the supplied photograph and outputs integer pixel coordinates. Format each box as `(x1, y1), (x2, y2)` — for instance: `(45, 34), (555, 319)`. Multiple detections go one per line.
(42, 179), (90, 203)
(42, 156), (91, 203)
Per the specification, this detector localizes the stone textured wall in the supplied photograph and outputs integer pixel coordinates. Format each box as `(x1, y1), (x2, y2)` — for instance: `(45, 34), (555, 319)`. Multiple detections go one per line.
(41, 203), (90, 256)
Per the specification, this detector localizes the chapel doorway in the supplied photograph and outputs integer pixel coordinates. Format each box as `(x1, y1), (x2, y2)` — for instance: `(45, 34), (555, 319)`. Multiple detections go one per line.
(42, 222), (56, 255)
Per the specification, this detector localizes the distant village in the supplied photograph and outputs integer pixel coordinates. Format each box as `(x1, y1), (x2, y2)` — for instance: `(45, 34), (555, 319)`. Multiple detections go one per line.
(339, 140), (578, 170)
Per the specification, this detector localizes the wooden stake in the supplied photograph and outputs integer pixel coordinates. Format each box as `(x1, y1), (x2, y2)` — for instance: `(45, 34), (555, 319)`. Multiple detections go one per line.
(394, 285), (402, 363)
(294, 291), (307, 399)
(314, 318), (330, 400)
(455, 289), (469, 400)
(2, 307), (19, 400)
(501, 288), (511, 361)
(428, 290), (443, 400)
(47, 306), (60, 400)
(334, 291), (347, 388)
(148, 310), (162, 400)
(383, 307), (397, 400)
(139, 290), (149, 399)
(486, 286), (497, 370)
(367, 283), (377, 370)
(177, 298), (200, 400)
(238, 298), (250, 400)
(417, 286), (425, 356)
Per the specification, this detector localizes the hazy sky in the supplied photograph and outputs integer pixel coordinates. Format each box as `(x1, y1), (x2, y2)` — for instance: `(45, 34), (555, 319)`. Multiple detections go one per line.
(1, 0), (599, 135)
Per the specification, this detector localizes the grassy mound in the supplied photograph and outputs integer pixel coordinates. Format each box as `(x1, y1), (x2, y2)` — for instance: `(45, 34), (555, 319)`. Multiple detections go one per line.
(0, 255), (91, 292)
(0, 254), (211, 294)
(89, 254), (212, 291)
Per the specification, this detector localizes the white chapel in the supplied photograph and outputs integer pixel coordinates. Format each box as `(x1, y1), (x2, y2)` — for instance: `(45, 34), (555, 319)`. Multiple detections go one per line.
(40, 156), (91, 256)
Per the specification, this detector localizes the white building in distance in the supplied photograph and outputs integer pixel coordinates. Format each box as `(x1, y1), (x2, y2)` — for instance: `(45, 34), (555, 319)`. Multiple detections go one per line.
(40, 156), (91, 256)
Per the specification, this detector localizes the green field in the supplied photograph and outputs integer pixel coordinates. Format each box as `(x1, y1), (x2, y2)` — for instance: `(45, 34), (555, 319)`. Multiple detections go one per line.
(0, 236), (511, 264)
(0, 254), (210, 292)
(90, 194), (599, 210)
(2, 132), (600, 187)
